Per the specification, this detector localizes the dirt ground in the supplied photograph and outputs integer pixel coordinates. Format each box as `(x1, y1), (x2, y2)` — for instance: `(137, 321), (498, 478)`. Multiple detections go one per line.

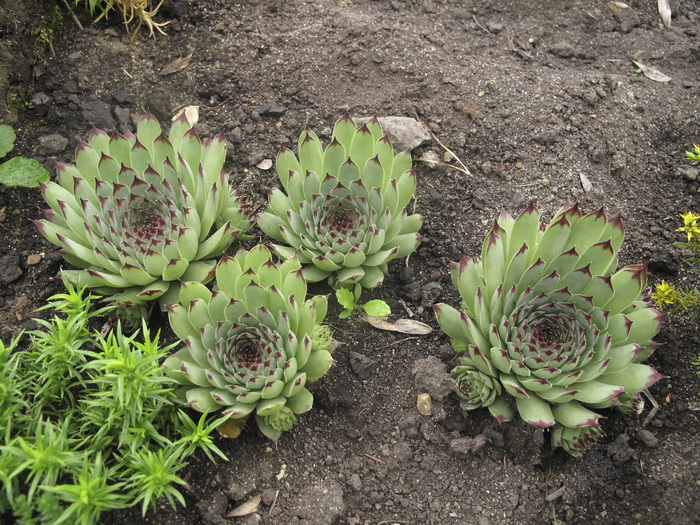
(1, 0), (699, 524)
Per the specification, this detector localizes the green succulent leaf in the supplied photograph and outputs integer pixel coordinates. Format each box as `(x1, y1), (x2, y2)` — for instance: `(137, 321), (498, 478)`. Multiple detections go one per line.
(34, 113), (254, 319)
(260, 114), (423, 288)
(164, 245), (334, 441)
(437, 203), (664, 457)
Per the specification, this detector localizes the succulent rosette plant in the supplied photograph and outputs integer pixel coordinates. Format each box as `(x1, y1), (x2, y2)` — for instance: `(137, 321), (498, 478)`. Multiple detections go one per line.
(258, 113), (423, 288)
(434, 203), (665, 457)
(34, 113), (254, 315)
(163, 245), (333, 442)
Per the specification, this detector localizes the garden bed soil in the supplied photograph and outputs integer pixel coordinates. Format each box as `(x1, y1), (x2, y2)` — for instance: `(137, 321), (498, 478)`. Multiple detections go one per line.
(1, 1), (699, 524)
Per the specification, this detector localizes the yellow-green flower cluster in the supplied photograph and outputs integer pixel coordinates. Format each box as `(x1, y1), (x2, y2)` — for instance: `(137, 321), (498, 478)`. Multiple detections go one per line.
(676, 211), (700, 243)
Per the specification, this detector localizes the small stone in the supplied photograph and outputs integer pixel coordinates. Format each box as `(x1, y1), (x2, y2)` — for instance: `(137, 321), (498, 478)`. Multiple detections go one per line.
(257, 104), (286, 117)
(487, 22), (504, 33)
(260, 489), (277, 506)
(355, 116), (430, 151)
(81, 99), (115, 131)
(678, 166), (699, 181)
(420, 149), (440, 169)
(636, 429), (659, 448)
(417, 393), (433, 416)
(256, 159), (273, 170)
(31, 92), (50, 106)
(38, 134), (69, 155)
(347, 473), (362, 491)
(534, 125), (564, 145)
(549, 41), (576, 58)
(0, 254), (22, 284)
(112, 89), (131, 104)
(349, 351), (377, 380)
(228, 127), (243, 144)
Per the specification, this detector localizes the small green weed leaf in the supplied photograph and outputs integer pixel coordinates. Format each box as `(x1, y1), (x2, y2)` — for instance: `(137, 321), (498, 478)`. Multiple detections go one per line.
(0, 124), (16, 158)
(339, 309), (352, 319)
(362, 299), (391, 317)
(0, 157), (50, 187)
(335, 288), (356, 311)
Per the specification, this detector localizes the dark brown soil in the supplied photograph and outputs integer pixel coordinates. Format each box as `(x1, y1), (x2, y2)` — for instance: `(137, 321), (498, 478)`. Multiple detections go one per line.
(1, 1), (699, 524)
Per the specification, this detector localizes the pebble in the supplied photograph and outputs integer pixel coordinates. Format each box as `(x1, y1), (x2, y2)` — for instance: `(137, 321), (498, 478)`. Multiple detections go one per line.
(678, 166), (698, 181)
(355, 116), (430, 151)
(636, 429), (659, 448)
(257, 104), (286, 117)
(80, 99), (115, 131)
(549, 41), (576, 58)
(38, 134), (68, 155)
(31, 92), (50, 106)
(0, 254), (22, 285)
(349, 351), (377, 379)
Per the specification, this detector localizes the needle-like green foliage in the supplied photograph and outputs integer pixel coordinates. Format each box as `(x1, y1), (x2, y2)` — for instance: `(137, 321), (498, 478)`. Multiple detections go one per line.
(0, 280), (230, 524)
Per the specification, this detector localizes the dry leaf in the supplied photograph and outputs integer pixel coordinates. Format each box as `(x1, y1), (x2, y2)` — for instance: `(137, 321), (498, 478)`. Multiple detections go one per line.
(172, 105), (199, 124)
(225, 495), (261, 518)
(216, 418), (246, 438)
(579, 173), (593, 193)
(160, 53), (193, 75)
(631, 60), (671, 83)
(608, 1), (628, 20)
(658, 0), (672, 28)
(363, 315), (433, 335)
(26, 253), (43, 265)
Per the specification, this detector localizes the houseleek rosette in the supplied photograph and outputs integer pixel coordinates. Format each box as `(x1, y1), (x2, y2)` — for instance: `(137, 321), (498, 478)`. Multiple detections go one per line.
(34, 113), (254, 314)
(258, 113), (423, 288)
(163, 245), (333, 442)
(434, 203), (665, 457)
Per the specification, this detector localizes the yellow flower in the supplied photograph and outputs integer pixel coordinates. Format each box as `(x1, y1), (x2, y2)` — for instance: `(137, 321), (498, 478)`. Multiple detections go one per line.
(651, 281), (676, 310)
(676, 211), (700, 242)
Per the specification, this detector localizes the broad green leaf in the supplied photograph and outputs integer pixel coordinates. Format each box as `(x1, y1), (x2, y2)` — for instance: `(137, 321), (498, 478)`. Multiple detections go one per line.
(0, 157), (50, 187)
(362, 299), (391, 317)
(0, 124), (16, 157)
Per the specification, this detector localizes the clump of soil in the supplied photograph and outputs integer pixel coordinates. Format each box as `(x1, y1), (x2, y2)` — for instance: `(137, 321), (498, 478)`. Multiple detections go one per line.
(1, 1), (699, 524)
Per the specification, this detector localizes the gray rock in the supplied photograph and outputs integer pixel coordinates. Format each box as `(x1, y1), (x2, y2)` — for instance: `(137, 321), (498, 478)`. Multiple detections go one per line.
(349, 351), (377, 379)
(549, 41), (576, 58)
(355, 116), (430, 151)
(31, 92), (50, 106)
(412, 356), (455, 402)
(0, 254), (22, 285)
(636, 429), (659, 448)
(534, 125), (565, 145)
(38, 134), (68, 155)
(449, 436), (489, 459)
(257, 104), (286, 117)
(294, 479), (345, 525)
(81, 99), (115, 131)
(487, 22), (504, 34)
(114, 105), (131, 127)
(347, 473), (362, 491)
(678, 166), (698, 181)
(228, 127), (243, 144)
(112, 89), (131, 104)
